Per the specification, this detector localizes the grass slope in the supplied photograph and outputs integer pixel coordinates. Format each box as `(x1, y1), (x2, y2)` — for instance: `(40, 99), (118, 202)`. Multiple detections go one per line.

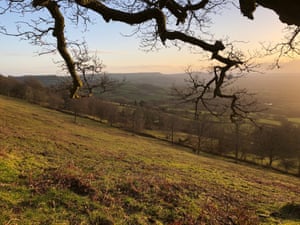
(0, 96), (300, 225)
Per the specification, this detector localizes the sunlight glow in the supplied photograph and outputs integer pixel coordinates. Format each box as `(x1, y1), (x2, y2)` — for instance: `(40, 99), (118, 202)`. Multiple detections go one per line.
(0, 3), (299, 75)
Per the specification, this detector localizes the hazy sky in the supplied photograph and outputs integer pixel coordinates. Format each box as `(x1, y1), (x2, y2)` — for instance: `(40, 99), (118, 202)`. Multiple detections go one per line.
(0, 2), (299, 75)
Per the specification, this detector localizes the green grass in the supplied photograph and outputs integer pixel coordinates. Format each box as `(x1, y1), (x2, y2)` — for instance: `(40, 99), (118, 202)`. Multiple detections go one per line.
(100, 82), (170, 102)
(1, 96), (300, 224)
(257, 118), (281, 126)
(288, 117), (300, 124)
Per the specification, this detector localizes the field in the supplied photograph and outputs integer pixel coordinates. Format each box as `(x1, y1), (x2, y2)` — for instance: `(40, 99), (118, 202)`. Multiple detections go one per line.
(0, 96), (300, 224)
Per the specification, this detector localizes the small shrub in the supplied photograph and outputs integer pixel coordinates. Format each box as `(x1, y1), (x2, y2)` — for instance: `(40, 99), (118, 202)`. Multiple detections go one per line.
(278, 202), (300, 219)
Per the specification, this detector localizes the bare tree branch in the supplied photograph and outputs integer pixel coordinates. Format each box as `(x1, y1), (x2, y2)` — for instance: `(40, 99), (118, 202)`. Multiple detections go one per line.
(263, 26), (300, 68)
(1, 0), (299, 119)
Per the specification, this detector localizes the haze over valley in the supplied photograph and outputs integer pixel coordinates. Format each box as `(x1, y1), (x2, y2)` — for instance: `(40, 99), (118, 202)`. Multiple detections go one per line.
(12, 71), (300, 116)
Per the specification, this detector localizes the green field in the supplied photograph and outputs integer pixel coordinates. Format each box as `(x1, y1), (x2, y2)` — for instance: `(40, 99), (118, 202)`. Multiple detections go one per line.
(0, 96), (300, 224)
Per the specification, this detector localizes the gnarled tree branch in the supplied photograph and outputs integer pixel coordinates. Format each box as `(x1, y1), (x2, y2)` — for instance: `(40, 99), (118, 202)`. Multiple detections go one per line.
(33, 0), (83, 98)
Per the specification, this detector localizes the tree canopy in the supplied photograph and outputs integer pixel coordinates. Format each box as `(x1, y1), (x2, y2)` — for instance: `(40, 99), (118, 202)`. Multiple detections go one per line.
(1, 0), (300, 120)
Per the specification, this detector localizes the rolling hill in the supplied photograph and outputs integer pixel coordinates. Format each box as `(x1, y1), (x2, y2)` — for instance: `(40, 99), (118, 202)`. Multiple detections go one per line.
(13, 72), (300, 115)
(0, 96), (300, 224)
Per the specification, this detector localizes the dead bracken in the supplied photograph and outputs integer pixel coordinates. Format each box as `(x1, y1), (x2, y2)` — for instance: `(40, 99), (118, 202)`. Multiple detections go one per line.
(27, 168), (98, 200)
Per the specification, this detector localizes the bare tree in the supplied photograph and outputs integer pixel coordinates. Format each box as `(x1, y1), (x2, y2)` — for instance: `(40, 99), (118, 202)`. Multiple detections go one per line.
(131, 107), (145, 133)
(172, 67), (209, 121)
(1, 0), (300, 112)
(163, 113), (179, 144)
(57, 42), (123, 97)
(173, 67), (261, 122)
(191, 113), (211, 154)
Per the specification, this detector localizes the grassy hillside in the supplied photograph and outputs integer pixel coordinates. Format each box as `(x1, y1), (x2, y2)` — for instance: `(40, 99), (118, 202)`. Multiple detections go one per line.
(0, 96), (300, 225)
(100, 82), (170, 102)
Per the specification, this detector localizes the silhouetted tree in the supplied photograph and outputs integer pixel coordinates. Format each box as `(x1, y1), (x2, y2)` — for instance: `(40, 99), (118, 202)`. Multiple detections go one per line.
(131, 107), (145, 133)
(253, 126), (279, 167)
(0, 76), (21, 97)
(93, 100), (119, 126)
(119, 107), (133, 130)
(1, 0), (299, 114)
(68, 98), (90, 123)
(105, 103), (119, 127)
(173, 67), (261, 122)
(192, 113), (211, 154)
(0, 75), (64, 107)
(23, 77), (48, 103)
(162, 114), (179, 144)
(209, 122), (232, 155)
(251, 120), (297, 168)
(295, 128), (300, 176)
(46, 91), (64, 109)
(57, 43), (123, 98)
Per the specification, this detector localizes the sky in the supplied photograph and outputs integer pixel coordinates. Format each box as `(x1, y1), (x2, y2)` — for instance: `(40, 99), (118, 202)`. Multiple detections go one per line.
(0, 2), (299, 76)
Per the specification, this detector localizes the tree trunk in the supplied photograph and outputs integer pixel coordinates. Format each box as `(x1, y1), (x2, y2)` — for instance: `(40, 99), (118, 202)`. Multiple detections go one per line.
(171, 124), (174, 144)
(298, 156), (300, 177)
(197, 135), (201, 154)
(194, 99), (199, 120)
(235, 123), (240, 161)
(74, 111), (77, 123)
(268, 152), (273, 167)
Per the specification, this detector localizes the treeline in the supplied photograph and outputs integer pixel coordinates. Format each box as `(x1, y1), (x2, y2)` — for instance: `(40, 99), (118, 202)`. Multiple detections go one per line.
(0, 75), (64, 108)
(1, 75), (300, 176)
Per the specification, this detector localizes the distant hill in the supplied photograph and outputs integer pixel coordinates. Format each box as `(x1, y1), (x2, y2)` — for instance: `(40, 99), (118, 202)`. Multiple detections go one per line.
(107, 72), (186, 87)
(13, 72), (187, 88)
(13, 72), (186, 103)
(13, 72), (300, 115)
(13, 75), (64, 87)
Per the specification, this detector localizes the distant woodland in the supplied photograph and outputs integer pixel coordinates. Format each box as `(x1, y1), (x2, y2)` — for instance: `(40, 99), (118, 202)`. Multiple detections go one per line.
(1, 73), (300, 176)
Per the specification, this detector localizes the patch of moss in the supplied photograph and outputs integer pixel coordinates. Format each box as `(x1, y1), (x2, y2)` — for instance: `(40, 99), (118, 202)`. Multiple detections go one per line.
(0, 161), (18, 183)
